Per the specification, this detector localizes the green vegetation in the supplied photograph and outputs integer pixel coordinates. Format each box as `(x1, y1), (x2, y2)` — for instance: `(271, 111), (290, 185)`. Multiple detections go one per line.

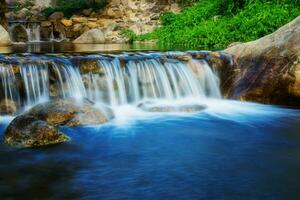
(43, 0), (107, 18)
(14, 0), (34, 12)
(128, 0), (300, 49)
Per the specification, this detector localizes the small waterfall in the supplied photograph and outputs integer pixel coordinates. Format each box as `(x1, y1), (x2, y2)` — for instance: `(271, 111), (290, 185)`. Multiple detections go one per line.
(101, 59), (128, 106)
(51, 59), (86, 100)
(27, 23), (41, 43)
(20, 62), (49, 109)
(0, 63), (20, 113)
(0, 52), (222, 115)
(187, 59), (221, 98)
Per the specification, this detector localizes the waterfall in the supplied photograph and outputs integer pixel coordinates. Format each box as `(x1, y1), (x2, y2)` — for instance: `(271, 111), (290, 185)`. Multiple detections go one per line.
(27, 23), (41, 43)
(0, 53), (222, 115)
(0, 63), (20, 113)
(51, 59), (86, 100)
(20, 62), (49, 109)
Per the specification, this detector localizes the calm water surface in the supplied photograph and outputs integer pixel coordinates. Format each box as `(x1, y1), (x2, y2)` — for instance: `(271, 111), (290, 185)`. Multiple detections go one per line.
(0, 100), (300, 200)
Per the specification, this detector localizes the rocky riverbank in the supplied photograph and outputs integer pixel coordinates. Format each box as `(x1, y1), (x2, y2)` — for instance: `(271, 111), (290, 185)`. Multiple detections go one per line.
(223, 16), (300, 107)
(4, 0), (180, 43)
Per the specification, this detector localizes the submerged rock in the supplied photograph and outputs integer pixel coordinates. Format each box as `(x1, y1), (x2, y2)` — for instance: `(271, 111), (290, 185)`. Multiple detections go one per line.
(25, 98), (114, 126)
(224, 16), (300, 106)
(138, 101), (207, 113)
(4, 115), (70, 148)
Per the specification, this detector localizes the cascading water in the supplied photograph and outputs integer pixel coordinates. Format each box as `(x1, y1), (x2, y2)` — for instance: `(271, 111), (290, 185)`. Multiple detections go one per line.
(51, 59), (86, 100)
(26, 23), (41, 43)
(0, 63), (20, 113)
(0, 52), (222, 115)
(20, 62), (49, 109)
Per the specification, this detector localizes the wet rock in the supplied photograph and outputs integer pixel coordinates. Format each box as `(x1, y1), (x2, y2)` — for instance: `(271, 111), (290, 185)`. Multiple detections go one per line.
(71, 58), (103, 74)
(138, 101), (207, 113)
(224, 16), (300, 106)
(0, 99), (17, 115)
(25, 99), (114, 126)
(0, 25), (12, 46)
(4, 115), (70, 148)
(73, 29), (105, 44)
(167, 53), (193, 62)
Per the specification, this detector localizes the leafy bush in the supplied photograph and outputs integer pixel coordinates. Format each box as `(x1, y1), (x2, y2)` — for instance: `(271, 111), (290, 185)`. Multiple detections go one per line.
(131, 0), (300, 50)
(43, 0), (107, 18)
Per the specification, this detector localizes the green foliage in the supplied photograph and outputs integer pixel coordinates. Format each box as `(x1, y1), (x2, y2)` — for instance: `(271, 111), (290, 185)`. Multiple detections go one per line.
(121, 29), (138, 42)
(42, 0), (107, 18)
(131, 0), (300, 50)
(14, 0), (34, 12)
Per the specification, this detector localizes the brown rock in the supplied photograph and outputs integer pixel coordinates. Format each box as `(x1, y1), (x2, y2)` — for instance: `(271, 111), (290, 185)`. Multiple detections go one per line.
(25, 99), (114, 126)
(73, 29), (105, 44)
(4, 115), (69, 148)
(0, 99), (17, 115)
(72, 16), (88, 23)
(41, 21), (52, 27)
(224, 16), (300, 106)
(71, 58), (103, 74)
(49, 12), (64, 20)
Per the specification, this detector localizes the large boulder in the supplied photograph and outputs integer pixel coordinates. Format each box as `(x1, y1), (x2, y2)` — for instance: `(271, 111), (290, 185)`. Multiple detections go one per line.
(224, 16), (300, 106)
(4, 115), (70, 148)
(0, 25), (12, 46)
(73, 29), (105, 44)
(25, 98), (114, 126)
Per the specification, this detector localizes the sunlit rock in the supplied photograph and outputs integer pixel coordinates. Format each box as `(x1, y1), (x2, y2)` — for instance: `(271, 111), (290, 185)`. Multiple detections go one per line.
(224, 16), (300, 106)
(73, 29), (105, 44)
(61, 19), (73, 27)
(0, 25), (12, 46)
(4, 115), (70, 148)
(25, 98), (114, 126)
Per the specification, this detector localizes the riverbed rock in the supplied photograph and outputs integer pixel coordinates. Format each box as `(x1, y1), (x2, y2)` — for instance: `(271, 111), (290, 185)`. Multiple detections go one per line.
(0, 25), (12, 46)
(73, 29), (105, 44)
(224, 16), (300, 106)
(138, 101), (207, 113)
(3, 115), (70, 148)
(25, 99), (114, 126)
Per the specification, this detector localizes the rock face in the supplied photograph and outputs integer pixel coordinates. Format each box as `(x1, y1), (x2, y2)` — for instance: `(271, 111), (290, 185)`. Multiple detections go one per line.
(73, 29), (105, 44)
(0, 25), (12, 46)
(25, 98), (114, 126)
(224, 16), (300, 107)
(4, 115), (70, 148)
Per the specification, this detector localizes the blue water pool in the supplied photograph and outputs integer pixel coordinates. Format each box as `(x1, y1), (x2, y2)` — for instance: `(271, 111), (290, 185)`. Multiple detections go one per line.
(0, 100), (300, 200)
